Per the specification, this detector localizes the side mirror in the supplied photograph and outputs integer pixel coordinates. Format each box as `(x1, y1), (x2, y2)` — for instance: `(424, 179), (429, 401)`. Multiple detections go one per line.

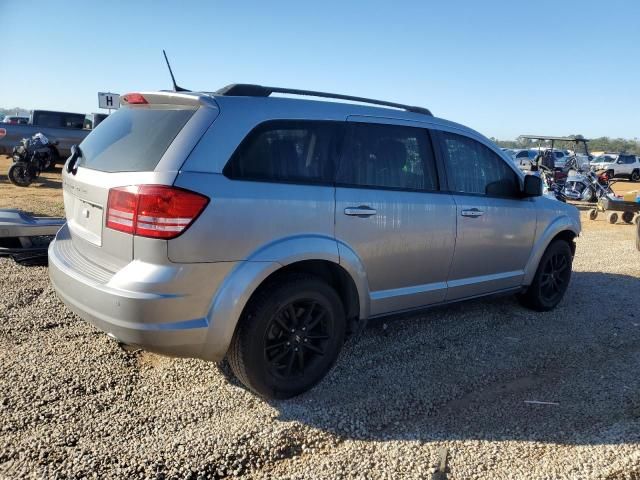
(522, 174), (543, 197)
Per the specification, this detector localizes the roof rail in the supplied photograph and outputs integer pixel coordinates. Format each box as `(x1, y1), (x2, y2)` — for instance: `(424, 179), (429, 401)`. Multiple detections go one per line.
(215, 84), (432, 116)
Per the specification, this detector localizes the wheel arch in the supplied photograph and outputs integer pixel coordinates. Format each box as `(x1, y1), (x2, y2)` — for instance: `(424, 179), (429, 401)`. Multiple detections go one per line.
(200, 236), (369, 361)
(523, 217), (579, 285)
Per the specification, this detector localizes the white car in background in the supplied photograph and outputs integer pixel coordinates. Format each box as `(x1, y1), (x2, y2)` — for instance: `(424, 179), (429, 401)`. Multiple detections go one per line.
(511, 149), (538, 169)
(591, 154), (640, 181)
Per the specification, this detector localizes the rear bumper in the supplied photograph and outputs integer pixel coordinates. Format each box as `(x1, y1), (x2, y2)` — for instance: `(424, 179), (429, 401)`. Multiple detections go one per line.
(48, 225), (236, 361)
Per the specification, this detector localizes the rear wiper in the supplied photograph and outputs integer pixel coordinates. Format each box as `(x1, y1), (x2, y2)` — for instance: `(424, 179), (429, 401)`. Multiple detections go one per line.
(66, 144), (82, 175)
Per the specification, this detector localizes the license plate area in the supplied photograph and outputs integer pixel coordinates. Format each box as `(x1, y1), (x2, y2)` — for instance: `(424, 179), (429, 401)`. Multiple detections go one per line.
(68, 198), (103, 246)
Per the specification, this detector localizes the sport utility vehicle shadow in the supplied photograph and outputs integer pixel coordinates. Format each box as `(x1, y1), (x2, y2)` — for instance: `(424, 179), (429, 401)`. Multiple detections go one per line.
(272, 271), (640, 446)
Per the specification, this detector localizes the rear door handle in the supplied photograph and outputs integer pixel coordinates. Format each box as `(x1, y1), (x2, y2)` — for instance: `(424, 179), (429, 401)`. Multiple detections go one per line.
(344, 206), (377, 217)
(460, 208), (484, 218)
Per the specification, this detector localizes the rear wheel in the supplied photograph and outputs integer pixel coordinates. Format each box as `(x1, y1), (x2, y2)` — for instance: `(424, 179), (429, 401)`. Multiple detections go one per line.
(622, 211), (635, 224)
(631, 170), (640, 182)
(588, 209), (598, 220)
(608, 212), (619, 224)
(518, 240), (573, 312)
(7, 162), (33, 187)
(43, 149), (59, 171)
(228, 274), (346, 399)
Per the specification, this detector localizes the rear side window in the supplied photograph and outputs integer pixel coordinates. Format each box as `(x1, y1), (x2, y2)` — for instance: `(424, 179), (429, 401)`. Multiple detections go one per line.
(439, 131), (520, 197)
(77, 106), (196, 172)
(224, 120), (341, 184)
(336, 123), (438, 191)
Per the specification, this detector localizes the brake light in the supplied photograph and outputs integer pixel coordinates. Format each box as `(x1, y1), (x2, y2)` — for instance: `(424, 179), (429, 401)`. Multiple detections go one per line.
(122, 93), (148, 105)
(0, 128), (6, 138)
(106, 185), (209, 239)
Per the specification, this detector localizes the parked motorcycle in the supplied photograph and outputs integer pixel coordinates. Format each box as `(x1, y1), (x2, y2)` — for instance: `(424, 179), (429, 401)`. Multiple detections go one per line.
(7, 133), (58, 187)
(562, 168), (612, 202)
(536, 165), (566, 202)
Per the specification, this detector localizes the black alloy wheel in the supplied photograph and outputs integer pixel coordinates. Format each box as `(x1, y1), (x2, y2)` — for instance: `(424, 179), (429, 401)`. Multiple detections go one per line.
(228, 274), (345, 399)
(264, 299), (331, 380)
(538, 252), (571, 305)
(517, 240), (573, 312)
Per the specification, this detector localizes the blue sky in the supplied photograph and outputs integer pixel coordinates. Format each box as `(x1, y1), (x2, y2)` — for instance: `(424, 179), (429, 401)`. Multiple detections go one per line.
(1, 0), (638, 140)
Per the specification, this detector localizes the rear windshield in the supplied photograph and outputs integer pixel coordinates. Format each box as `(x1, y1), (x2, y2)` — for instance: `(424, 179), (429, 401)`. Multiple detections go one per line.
(77, 106), (196, 172)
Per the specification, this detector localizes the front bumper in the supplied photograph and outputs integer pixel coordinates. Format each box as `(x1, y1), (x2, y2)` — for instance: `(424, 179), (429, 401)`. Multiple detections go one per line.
(48, 225), (236, 360)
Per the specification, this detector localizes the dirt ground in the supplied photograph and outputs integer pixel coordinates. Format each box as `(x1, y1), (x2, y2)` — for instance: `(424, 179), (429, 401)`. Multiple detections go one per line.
(0, 155), (64, 217)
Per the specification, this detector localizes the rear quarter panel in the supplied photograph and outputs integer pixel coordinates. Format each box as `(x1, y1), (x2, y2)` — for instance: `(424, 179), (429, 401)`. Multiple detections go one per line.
(169, 173), (336, 263)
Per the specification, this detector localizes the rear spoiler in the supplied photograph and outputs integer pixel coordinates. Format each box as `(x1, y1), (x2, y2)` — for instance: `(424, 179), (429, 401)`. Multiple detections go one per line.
(121, 91), (218, 109)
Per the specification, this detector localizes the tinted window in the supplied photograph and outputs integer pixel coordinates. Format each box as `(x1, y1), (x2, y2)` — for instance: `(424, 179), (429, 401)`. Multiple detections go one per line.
(77, 106), (195, 172)
(336, 123), (438, 191)
(439, 132), (520, 197)
(34, 112), (63, 128)
(64, 114), (85, 129)
(224, 121), (341, 183)
(33, 112), (85, 129)
(516, 150), (528, 158)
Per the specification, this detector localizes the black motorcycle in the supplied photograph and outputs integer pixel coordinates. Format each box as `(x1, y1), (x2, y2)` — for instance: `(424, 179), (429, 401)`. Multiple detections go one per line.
(7, 134), (58, 187)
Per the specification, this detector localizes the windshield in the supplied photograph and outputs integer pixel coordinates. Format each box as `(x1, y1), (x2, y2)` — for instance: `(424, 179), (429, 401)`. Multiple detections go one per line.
(77, 106), (196, 172)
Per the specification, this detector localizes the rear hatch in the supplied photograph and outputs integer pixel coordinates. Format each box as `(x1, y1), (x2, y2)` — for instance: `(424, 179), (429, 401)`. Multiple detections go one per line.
(62, 92), (219, 271)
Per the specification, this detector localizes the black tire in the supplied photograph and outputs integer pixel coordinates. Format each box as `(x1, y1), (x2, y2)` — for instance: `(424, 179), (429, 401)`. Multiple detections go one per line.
(43, 149), (59, 171)
(631, 170), (640, 182)
(518, 240), (573, 312)
(608, 212), (619, 224)
(7, 162), (33, 186)
(607, 170), (615, 180)
(227, 274), (346, 399)
(622, 211), (634, 224)
(588, 208), (598, 220)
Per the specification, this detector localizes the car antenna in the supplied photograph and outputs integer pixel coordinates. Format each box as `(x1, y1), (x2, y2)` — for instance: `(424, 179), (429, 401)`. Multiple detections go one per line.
(162, 49), (190, 92)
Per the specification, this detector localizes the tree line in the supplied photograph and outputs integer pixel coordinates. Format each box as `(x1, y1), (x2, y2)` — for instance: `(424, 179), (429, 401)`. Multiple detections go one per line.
(492, 136), (640, 155)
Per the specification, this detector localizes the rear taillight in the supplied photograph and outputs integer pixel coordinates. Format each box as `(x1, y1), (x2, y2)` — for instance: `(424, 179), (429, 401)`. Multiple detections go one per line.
(121, 93), (148, 105)
(106, 185), (209, 239)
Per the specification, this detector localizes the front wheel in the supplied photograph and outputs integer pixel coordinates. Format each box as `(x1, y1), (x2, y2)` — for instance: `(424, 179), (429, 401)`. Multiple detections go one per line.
(581, 186), (596, 202)
(7, 162), (33, 187)
(227, 274), (346, 399)
(518, 240), (573, 312)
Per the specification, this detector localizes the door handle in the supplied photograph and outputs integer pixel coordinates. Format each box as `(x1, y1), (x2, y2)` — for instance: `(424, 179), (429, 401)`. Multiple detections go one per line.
(344, 206), (377, 217)
(460, 208), (484, 218)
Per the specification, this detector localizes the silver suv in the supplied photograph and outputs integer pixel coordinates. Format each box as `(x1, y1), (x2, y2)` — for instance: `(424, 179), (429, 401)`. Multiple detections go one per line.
(49, 85), (581, 399)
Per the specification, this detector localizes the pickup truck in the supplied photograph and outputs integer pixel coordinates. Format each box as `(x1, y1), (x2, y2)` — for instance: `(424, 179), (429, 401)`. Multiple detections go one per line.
(0, 110), (100, 161)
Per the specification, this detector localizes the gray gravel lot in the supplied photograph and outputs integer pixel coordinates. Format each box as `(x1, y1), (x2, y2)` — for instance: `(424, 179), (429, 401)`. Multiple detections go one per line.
(1, 212), (639, 480)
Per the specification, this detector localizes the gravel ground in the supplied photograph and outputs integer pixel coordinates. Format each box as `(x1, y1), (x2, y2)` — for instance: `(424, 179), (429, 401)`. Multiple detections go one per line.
(1, 210), (639, 480)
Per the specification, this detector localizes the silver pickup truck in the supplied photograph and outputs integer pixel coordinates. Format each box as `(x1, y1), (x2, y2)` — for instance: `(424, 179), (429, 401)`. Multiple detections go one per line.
(0, 110), (107, 161)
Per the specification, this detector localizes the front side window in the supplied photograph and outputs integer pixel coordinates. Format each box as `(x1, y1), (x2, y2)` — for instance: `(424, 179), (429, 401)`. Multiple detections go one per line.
(439, 131), (520, 197)
(336, 122), (438, 191)
(224, 120), (341, 183)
